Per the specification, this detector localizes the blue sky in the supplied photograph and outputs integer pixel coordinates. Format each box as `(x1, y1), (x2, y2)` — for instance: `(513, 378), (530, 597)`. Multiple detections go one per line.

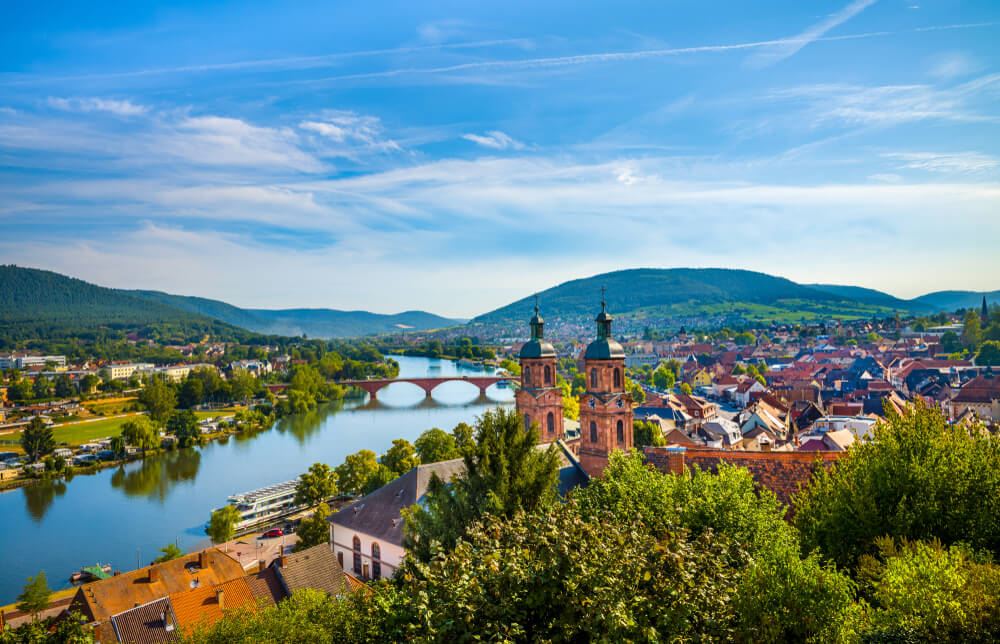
(1, 0), (998, 317)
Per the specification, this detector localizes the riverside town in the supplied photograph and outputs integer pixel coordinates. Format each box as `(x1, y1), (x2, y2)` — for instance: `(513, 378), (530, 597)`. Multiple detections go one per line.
(2, 1), (1000, 642)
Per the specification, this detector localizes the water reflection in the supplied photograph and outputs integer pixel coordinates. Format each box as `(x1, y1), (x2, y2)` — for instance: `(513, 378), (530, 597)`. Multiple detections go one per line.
(275, 399), (347, 444)
(357, 390), (504, 411)
(23, 479), (68, 522)
(109, 449), (202, 502)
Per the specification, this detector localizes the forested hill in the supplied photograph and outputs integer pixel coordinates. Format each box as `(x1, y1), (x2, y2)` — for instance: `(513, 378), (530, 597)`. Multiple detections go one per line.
(475, 268), (860, 323)
(0, 265), (459, 343)
(910, 290), (1000, 312)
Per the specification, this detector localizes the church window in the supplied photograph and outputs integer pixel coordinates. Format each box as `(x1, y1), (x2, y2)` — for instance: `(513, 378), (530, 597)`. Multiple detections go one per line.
(590, 368), (597, 388)
(372, 543), (382, 580)
(616, 420), (624, 444)
(524, 366), (531, 385)
(544, 365), (552, 385)
(590, 421), (597, 443)
(547, 412), (555, 435)
(352, 536), (362, 575)
(524, 414), (532, 431)
(613, 368), (622, 389)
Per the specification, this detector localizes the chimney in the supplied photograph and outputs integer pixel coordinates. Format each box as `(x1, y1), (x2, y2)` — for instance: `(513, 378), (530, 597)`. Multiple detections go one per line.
(148, 568), (159, 583)
(215, 588), (225, 611)
(199, 551), (208, 569)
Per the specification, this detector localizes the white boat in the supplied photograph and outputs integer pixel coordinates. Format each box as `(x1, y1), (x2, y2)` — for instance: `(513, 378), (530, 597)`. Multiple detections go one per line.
(225, 480), (303, 531)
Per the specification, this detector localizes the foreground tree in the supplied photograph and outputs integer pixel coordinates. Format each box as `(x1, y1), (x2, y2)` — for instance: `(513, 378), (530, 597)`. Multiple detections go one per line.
(20, 418), (54, 463)
(403, 407), (561, 562)
(795, 400), (1000, 567)
(380, 438), (419, 475)
(295, 463), (338, 508)
(16, 571), (51, 621)
(121, 415), (158, 456)
(294, 503), (332, 552)
(335, 450), (381, 496)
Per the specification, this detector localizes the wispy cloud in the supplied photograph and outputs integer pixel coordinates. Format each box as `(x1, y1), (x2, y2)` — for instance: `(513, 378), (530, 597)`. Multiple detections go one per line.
(461, 130), (525, 150)
(884, 151), (999, 174)
(749, 0), (877, 68)
(300, 111), (402, 155)
(47, 96), (147, 116)
(928, 51), (981, 80)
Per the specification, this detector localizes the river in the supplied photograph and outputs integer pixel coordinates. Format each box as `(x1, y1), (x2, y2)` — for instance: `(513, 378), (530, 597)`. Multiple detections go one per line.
(0, 356), (513, 603)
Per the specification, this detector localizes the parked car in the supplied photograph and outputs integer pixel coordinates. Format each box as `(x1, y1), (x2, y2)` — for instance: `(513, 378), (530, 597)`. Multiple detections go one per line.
(261, 528), (284, 539)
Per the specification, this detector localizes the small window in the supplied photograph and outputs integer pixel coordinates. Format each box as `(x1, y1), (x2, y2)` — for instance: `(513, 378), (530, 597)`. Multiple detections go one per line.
(590, 368), (598, 389)
(590, 421), (597, 443)
(524, 366), (531, 385)
(546, 412), (555, 435)
(544, 365), (552, 385)
(372, 543), (382, 580)
(613, 368), (622, 389)
(352, 536), (362, 575)
(337, 551), (344, 568)
(616, 420), (624, 444)
(524, 414), (532, 431)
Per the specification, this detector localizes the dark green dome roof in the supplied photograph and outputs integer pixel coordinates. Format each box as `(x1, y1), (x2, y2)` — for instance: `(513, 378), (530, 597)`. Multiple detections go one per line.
(520, 338), (556, 359)
(584, 337), (625, 360)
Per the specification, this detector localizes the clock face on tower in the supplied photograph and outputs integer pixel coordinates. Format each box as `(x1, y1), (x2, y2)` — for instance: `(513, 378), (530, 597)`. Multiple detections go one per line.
(588, 398), (596, 409)
(616, 399), (624, 409)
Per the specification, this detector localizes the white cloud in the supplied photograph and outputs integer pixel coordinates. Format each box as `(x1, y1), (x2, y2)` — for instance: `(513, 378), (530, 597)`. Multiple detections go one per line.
(47, 96), (147, 116)
(868, 173), (903, 183)
(748, 0), (877, 68)
(300, 111), (401, 154)
(928, 51), (980, 80)
(461, 130), (525, 150)
(883, 151), (999, 174)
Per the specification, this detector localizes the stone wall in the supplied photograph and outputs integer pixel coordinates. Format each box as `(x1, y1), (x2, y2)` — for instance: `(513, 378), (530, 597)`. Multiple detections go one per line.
(644, 446), (844, 508)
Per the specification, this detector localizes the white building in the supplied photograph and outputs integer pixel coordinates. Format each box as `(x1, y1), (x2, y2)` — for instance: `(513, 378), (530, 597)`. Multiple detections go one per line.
(106, 363), (156, 380)
(809, 415), (878, 440)
(0, 354), (67, 370)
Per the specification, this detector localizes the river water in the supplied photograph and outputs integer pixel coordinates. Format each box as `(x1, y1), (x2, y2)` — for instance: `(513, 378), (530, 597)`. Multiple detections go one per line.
(0, 356), (512, 603)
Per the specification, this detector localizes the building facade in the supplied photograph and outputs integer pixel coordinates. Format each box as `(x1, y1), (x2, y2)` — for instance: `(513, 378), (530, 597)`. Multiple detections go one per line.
(514, 301), (565, 441)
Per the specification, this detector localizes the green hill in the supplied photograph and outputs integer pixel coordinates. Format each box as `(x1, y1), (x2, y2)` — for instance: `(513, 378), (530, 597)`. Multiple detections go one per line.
(909, 290), (1000, 312)
(805, 284), (912, 309)
(474, 268), (894, 324)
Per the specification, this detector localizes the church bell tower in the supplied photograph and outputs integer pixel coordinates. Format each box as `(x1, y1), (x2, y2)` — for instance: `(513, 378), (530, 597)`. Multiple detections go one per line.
(514, 297), (564, 441)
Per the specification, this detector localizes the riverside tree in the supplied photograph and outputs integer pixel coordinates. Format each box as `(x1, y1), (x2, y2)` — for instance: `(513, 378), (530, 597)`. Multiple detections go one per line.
(121, 415), (158, 456)
(380, 438), (419, 475)
(19, 418), (54, 463)
(413, 428), (459, 463)
(295, 462), (338, 508)
(139, 377), (177, 423)
(335, 450), (381, 496)
(206, 505), (241, 547)
(16, 571), (51, 621)
(294, 503), (332, 552)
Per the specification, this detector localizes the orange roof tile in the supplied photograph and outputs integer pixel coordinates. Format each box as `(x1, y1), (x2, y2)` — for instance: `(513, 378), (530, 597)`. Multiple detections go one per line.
(169, 576), (257, 633)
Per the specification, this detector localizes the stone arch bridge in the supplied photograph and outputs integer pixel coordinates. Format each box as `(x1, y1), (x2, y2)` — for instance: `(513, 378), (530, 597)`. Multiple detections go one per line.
(338, 375), (512, 399)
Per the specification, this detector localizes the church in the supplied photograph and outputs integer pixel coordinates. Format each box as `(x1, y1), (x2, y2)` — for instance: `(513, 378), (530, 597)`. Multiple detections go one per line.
(515, 295), (633, 478)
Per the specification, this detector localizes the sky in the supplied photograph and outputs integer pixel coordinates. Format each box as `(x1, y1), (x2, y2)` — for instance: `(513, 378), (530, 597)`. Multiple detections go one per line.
(1, 0), (998, 317)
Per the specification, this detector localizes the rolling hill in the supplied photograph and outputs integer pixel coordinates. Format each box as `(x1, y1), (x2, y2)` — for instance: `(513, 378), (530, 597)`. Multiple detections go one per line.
(909, 290), (1000, 313)
(0, 266), (459, 341)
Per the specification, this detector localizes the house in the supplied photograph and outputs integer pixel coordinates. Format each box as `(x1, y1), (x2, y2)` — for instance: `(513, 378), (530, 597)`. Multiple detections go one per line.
(947, 372), (1000, 422)
(330, 442), (588, 581)
(168, 576), (259, 636)
(270, 543), (352, 598)
(733, 380), (767, 407)
(673, 393), (718, 428)
(798, 429), (856, 452)
(699, 418), (742, 448)
(70, 549), (246, 632)
(808, 415), (878, 440)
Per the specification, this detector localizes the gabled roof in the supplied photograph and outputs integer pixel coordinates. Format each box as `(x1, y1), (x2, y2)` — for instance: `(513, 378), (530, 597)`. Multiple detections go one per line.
(109, 597), (178, 644)
(274, 544), (349, 597)
(169, 577), (257, 634)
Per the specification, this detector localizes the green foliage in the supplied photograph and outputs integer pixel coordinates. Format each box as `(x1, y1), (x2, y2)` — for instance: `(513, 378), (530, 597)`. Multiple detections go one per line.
(857, 538), (1000, 642)
(652, 363), (676, 389)
(294, 503), (332, 552)
(0, 611), (93, 643)
(15, 571), (51, 618)
(734, 330), (756, 345)
(139, 377), (177, 423)
(633, 419), (666, 447)
(413, 428), (459, 463)
(380, 438), (419, 475)
(403, 407), (561, 562)
(626, 377), (645, 403)
(166, 409), (200, 447)
(679, 382), (693, 395)
(121, 415), (158, 455)
(336, 450), (381, 496)
(976, 340), (1000, 366)
(153, 543), (184, 564)
(20, 418), (54, 463)
(795, 400), (1000, 568)
(206, 505), (241, 545)
(963, 310), (983, 348)
(451, 422), (474, 453)
(295, 462), (338, 507)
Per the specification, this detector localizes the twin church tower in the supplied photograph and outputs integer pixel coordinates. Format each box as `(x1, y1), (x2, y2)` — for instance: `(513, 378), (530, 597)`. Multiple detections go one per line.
(514, 294), (633, 477)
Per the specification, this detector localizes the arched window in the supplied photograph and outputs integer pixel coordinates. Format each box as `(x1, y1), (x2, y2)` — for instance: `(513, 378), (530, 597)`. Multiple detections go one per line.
(352, 536), (362, 575)
(590, 421), (598, 443)
(613, 368), (622, 389)
(590, 368), (598, 389)
(524, 414), (532, 431)
(544, 365), (552, 385)
(524, 366), (531, 386)
(616, 419), (624, 444)
(371, 543), (382, 580)
(546, 412), (555, 435)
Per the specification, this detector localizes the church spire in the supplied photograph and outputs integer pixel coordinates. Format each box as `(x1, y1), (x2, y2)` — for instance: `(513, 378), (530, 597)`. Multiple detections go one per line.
(529, 294), (544, 340)
(595, 287), (612, 339)
(983, 296), (990, 324)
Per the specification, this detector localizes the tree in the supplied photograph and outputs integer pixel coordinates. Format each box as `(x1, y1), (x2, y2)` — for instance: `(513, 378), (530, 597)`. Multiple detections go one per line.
(294, 503), (331, 552)
(679, 382), (693, 395)
(16, 571), (51, 621)
(79, 373), (100, 396)
(109, 435), (126, 459)
(962, 310), (983, 349)
(206, 505), (241, 546)
(404, 407), (561, 562)
(626, 378), (645, 404)
(54, 374), (75, 398)
(229, 368), (257, 404)
(451, 422), (474, 453)
(362, 464), (395, 495)
(975, 340), (1000, 366)
(652, 364), (675, 390)
(633, 419), (665, 448)
(336, 450), (381, 496)
(20, 418), (54, 463)
(295, 462), (338, 507)
(32, 376), (52, 400)
(167, 410), (200, 447)
(734, 331), (756, 346)
(381, 438), (419, 475)
(414, 428), (459, 463)
(178, 377), (205, 409)
(153, 543), (184, 564)
(121, 415), (158, 456)
(795, 400), (1000, 568)
(140, 377), (177, 423)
